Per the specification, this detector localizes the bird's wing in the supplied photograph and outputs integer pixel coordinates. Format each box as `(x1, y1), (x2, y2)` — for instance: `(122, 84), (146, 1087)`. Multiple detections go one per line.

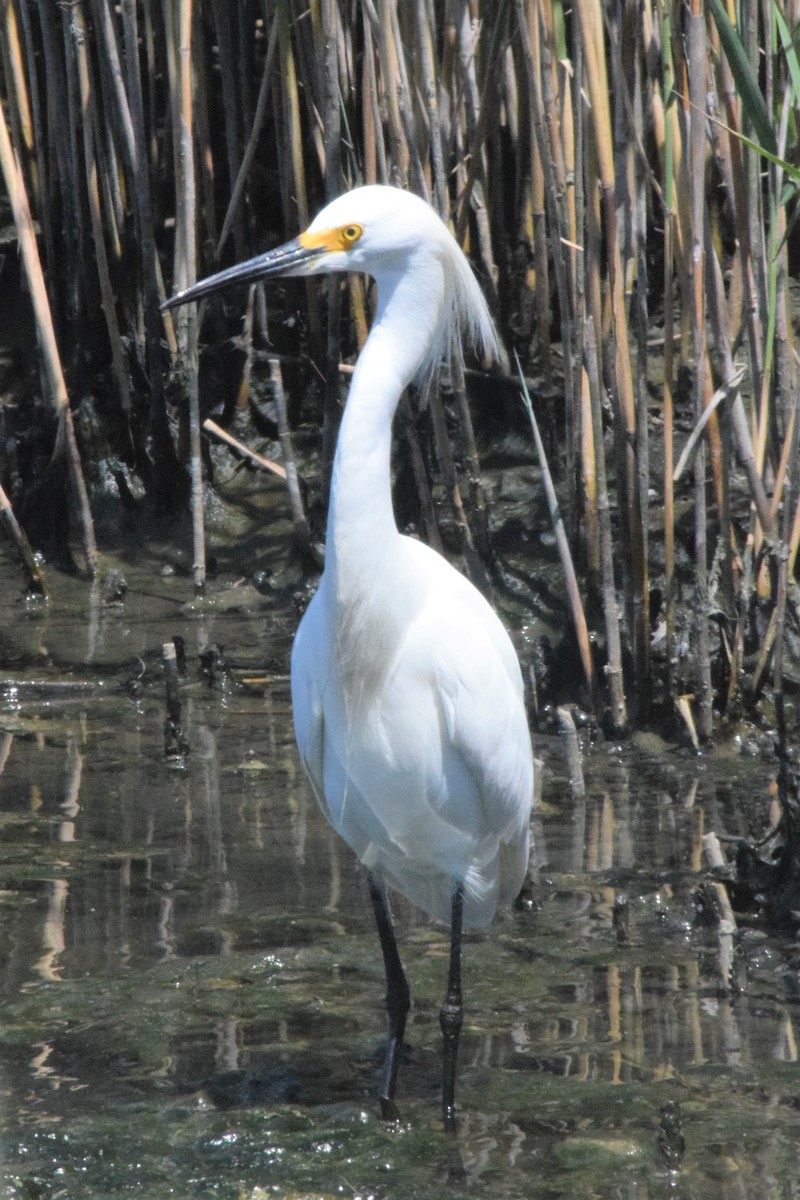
(290, 591), (330, 820)
(384, 543), (533, 909)
(428, 607), (533, 838)
(388, 539), (533, 836)
(429, 606), (533, 918)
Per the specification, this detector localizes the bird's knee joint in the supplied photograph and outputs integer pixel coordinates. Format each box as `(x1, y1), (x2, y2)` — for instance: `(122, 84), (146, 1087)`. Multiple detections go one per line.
(439, 1001), (463, 1036)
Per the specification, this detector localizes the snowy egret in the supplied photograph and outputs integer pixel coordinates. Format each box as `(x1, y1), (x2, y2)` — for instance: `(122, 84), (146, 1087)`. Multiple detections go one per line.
(164, 185), (534, 1130)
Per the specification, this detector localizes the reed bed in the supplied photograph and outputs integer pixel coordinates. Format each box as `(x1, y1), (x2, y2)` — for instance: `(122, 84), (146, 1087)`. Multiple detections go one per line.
(1, 0), (799, 746)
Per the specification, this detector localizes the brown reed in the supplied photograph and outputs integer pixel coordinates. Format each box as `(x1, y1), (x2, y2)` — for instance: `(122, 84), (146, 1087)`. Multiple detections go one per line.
(1, 0), (798, 741)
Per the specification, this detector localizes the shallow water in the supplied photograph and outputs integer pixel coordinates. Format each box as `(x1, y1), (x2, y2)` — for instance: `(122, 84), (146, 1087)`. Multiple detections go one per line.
(1, 553), (799, 1200)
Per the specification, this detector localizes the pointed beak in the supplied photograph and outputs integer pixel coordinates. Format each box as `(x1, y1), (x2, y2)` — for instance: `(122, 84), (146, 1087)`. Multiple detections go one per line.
(161, 236), (321, 312)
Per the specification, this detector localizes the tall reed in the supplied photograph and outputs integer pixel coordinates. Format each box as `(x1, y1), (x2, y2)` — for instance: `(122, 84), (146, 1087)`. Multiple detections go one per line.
(1, 0), (798, 739)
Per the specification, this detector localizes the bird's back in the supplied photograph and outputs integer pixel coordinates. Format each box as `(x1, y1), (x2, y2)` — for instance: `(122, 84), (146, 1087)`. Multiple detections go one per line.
(291, 536), (533, 928)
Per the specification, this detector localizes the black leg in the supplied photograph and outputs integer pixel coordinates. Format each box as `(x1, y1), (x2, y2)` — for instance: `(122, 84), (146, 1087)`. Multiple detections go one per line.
(368, 874), (410, 1119)
(439, 885), (463, 1132)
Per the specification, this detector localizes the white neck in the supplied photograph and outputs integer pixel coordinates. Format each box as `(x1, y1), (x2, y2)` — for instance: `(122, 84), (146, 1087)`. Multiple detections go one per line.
(324, 257), (445, 595)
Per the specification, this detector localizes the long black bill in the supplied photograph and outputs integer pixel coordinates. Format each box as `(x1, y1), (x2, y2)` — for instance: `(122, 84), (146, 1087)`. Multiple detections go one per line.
(161, 236), (319, 312)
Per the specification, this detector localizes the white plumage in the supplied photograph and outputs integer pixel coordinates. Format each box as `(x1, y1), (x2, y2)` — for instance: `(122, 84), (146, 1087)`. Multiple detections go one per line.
(164, 184), (534, 1130)
(289, 188), (532, 928)
(292, 533), (532, 928)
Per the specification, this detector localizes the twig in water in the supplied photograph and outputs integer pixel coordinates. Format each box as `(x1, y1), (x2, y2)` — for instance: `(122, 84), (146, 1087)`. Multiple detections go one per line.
(163, 640), (189, 759)
(0, 483), (48, 597)
(557, 707), (585, 798)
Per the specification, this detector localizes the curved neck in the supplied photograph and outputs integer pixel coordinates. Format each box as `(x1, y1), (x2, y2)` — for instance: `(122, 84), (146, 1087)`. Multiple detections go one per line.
(325, 259), (444, 590)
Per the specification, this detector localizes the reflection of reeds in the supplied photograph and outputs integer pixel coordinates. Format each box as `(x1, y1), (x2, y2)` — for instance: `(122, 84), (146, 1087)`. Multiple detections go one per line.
(1, 2), (799, 736)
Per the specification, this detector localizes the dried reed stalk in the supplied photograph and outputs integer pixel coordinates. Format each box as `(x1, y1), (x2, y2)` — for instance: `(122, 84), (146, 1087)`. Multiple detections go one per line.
(175, 0), (205, 594)
(577, 0), (649, 703)
(0, 82), (96, 576)
(126, 0), (179, 498)
(321, 0), (344, 497)
(660, 0), (677, 696)
(0, 482), (47, 596)
(687, 0), (713, 740)
(71, 3), (131, 416)
(584, 318), (626, 731)
(518, 359), (595, 702)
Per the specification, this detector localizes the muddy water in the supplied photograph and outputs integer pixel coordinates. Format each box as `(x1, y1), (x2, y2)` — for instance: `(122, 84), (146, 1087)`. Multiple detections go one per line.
(1, 552), (799, 1200)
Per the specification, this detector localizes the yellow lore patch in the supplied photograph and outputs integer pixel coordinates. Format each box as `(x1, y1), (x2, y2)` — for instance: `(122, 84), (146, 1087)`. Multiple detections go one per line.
(299, 223), (364, 253)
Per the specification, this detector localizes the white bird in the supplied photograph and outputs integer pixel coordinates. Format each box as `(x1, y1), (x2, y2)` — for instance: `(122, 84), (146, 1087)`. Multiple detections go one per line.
(164, 185), (534, 1130)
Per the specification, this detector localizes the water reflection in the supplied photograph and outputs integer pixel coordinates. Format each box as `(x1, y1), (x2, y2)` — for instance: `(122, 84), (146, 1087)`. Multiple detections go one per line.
(1, 609), (799, 1196)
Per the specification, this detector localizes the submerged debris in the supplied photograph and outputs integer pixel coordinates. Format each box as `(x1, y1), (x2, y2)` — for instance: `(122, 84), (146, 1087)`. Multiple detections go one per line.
(658, 1099), (686, 1168)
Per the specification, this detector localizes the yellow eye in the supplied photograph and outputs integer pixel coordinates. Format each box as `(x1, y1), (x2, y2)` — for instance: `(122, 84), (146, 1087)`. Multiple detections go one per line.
(340, 224), (363, 247)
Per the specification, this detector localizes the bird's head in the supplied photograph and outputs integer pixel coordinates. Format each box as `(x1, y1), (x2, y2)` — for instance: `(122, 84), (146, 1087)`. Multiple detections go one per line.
(163, 185), (502, 378)
(296, 186), (456, 278)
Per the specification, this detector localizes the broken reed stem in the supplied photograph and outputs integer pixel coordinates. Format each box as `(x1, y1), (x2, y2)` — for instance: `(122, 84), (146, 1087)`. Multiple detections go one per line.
(0, 483), (48, 596)
(162, 639), (189, 759)
(163, 640), (182, 724)
(202, 418), (286, 479)
(557, 706), (586, 799)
